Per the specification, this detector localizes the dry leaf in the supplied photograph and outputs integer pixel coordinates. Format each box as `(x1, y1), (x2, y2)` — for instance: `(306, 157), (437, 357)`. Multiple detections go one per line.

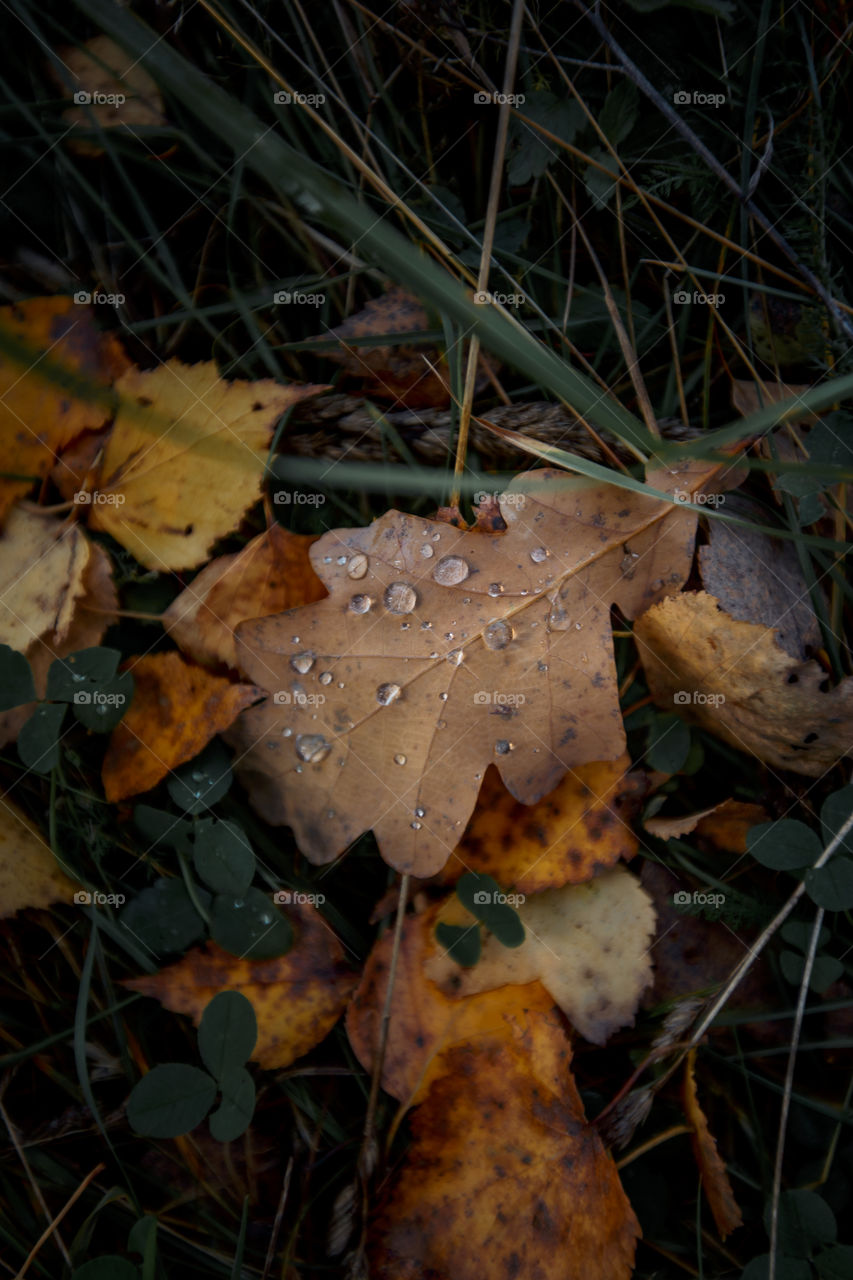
(694, 800), (768, 854)
(645, 804), (724, 841)
(634, 590), (853, 777)
(347, 894), (555, 1105)
(0, 295), (128, 522)
(683, 1050), (743, 1239)
(0, 798), (80, 917)
(124, 902), (356, 1069)
(367, 1006), (640, 1280)
(89, 360), (325, 569)
(730, 378), (817, 424)
(102, 652), (264, 802)
(55, 35), (166, 152)
(163, 524), (326, 670)
(433, 755), (645, 892)
(0, 507), (90, 651)
(425, 866), (655, 1044)
(229, 460), (725, 875)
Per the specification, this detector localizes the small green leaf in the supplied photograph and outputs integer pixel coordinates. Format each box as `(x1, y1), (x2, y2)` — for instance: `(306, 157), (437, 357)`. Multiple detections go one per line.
(71, 671), (134, 732)
(747, 820), (822, 870)
(193, 819), (255, 895)
(805, 858), (853, 910)
(646, 714), (691, 774)
(120, 879), (209, 954)
(740, 1256), (811, 1280)
(210, 888), (293, 959)
(599, 80), (638, 146)
(435, 922), (481, 967)
(0, 644), (35, 709)
(780, 921), (831, 952)
(198, 991), (257, 1081)
(780, 950), (842, 992)
(18, 702), (66, 772)
(167, 740), (233, 814)
(456, 872), (525, 948)
(208, 1065), (255, 1141)
(128, 1063), (217, 1138)
(46, 647), (122, 699)
(814, 1243), (853, 1279)
(72, 1259), (140, 1280)
(765, 1189), (837, 1259)
(821, 785), (853, 855)
(127, 1214), (157, 1257)
(506, 91), (584, 185)
(133, 805), (192, 852)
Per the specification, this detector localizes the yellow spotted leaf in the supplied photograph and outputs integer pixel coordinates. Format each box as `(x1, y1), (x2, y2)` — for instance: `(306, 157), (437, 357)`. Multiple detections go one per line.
(0, 798), (80, 917)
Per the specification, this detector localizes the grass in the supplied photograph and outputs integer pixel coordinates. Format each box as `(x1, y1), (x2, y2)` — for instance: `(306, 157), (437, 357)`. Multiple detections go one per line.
(1, 0), (853, 1276)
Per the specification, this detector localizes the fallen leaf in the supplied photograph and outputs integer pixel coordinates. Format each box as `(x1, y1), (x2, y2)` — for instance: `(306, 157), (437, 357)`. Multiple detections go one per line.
(50, 427), (109, 503)
(682, 1049), (743, 1239)
(124, 902), (356, 1069)
(694, 800), (768, 854)
(89, 360), (326, 570)
(347, 894), (555, 1105)
(730, 378), (817, 424)
(367, 1006), (640, 1280)
(229, 460), (726, 875)
(433, 755), (645, 892)
(102, 652), (264, 802)
(0, 295), (128, 522)
(0, 506), (90, 651)
(0, 798), (80, 916)
(163, 524), (326, 670)
(0, 537), (118, 749)
(645, 804), (724, 841)
(54, 35), (166, 152)
(634, 590), (853, 777)
(424, 866), (656, 1044)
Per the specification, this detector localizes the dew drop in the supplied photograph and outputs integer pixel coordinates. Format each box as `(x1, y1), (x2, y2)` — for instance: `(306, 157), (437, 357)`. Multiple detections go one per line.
(295, 765), (303, 774)
(383, 581), (418, 614)
(411, 821), (422, 830)
(421, 621), (432, 630)
(446, 648), (464, 666)
(326, 809), (335, 819)
(444, 632), (454, 641)
(488, 582), (504, 598)
(295, 733), (331, 763)
(414, 806), (426, 818)
(349, 593), (372, 614)
(281, 727), (292, 738)
(439, 691), (448, 701)
(337, 681), (345, 689)
(394, 753), (407, 765)
(266, 740), (279, 750)
(259, 912), (273, 925)
(575, 622), (583, 631)
(72, 672), (85, 683)
(433, 555), (469, 586)
(549, 606), (568, 626)
(538, 661), (548, 673)
(377, 682), (402, 706)
(483, 619), (513, 650)
(436, 719), (447, 729)
(291, 635), (300, 644)
(530, 546), (549, 563)
(400, 622), (410, 630)
(319, 672), (333, 686)
(323, 556), (332, 564)
(420, 544), (434, 558)
(291, 651), (315, 675)
(347, 553), (369, 579)
(336, 554), (348, 565)
(432, 532), (441, 542)
(495, 739), (514, 755)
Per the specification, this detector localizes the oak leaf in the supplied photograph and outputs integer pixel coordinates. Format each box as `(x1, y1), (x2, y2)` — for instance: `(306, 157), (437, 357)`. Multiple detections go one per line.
(367, 1006), (640, 1280)
(229, 460), (723, 875)
(88, 360), (326, 569)
(0, 799), (80, 917)
(102, 652), (264, 802)
(634, 590), (853, 777)
(0, 295), (128, 522)
(125, 902), (356, 1069)
(164, 525), (326, 670)
(683, 1050), (743, 1239)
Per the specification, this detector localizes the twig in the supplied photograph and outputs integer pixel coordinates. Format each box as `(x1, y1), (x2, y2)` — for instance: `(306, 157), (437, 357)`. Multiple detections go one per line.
(13, 1161), (104, 1279)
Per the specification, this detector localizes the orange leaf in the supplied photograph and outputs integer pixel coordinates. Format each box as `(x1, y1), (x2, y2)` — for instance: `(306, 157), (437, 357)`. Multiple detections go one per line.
(163, 524), (326, 670)
(102, 652), (264, 801)
(434, 755), (645, 891)
(367, 1006), (640, 1280)
(124, 902), (356, 1069)
(682, 1049), (743, 1239)
(0, 295), (129, 523)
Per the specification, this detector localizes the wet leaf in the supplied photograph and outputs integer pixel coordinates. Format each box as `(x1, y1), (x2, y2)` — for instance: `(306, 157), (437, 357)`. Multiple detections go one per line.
(127, 1062), (217, 1138)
